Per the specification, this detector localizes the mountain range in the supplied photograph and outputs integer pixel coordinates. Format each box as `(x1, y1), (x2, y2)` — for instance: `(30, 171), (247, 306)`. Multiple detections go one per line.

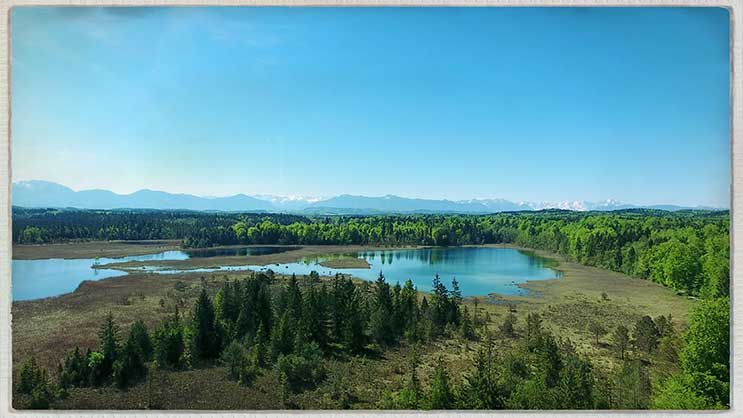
(11, 180), (722, 214)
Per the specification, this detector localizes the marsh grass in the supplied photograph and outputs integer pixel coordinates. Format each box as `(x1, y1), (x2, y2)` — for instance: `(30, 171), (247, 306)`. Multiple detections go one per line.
(12, 243), (693, 409)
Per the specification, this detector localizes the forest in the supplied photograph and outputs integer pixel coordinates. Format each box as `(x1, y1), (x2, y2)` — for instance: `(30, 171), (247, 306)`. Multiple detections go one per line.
(12, 209), (730, 409)
(16, 268), (729, 410)
(13, 208), (730, 298)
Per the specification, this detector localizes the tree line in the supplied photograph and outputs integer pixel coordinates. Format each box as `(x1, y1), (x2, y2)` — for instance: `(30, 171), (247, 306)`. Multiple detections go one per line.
(14, 208), (729, 298)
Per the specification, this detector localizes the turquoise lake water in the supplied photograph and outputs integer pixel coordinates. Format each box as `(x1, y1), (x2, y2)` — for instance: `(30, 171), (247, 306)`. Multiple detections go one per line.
(12, 246), (559, 301)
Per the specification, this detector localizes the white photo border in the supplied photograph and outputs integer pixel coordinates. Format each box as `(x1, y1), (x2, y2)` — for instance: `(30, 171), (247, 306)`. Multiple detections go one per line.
(0, 1), (738, 417)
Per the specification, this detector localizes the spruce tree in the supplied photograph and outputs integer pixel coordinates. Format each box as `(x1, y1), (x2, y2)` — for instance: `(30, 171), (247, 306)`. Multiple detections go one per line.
(460, 306), (475, 340)
(17, 356), (42, 394)
(98, 312), (120, 380)
(129, 320), (153, 361)
(270, 311), (295, 360)
(461, 338), (502, 409)
(500, 312), (517, 337)
(114, 330), (148, 389)
(427, 356), (454, 409)
(191, 287), (221, 361)
(154, 307), (185, 368)
(370, 272), (394, 346)
(303, 283), (329, 350)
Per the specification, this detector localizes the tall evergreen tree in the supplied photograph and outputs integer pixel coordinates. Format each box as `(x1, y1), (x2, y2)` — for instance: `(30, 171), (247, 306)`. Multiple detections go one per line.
(97, 312), (120, 380)
(191, 287), (222, 361)
(270, 311), (295, 360)
(634, 316), (660, 354)
(427, 356), (455, 409)
(460, 338), (502, 409)
(129, 320), (153, 361)
(154, 307), (185, 368)
(370, 272), (395, 346)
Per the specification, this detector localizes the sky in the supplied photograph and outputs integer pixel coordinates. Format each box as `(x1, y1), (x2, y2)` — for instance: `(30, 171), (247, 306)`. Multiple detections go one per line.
(11, 7), (730, 206)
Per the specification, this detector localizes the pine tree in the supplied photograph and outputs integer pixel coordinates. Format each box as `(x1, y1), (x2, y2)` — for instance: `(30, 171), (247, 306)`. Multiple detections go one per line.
(17, 356), (42, 394)
(286, 273), (303, 322)
(430, 275), (450, 330)
(253, 321), (269, 367)
(370, 272), (394, 346)
(129, 320), (153, 361)
(191, 287), (221, 361)
(28, 369), (52, 409)
(460, 306), (475, 340)
(98, 312), (120, 380)
(270, 311), (295, 360)
(525, 312), (543, 351)
(449, 278), (462, 325)
(154, 307), (185, 368)
(303, 283), (329, 350)
(500, 312), (517, 337)
(556, 354), (594, 409)
(59, 347), (91, 389)
(460, 337), (502, 409)
(427, 356), (454, 409)
(400, 280), (420, 342)
(114, 329), (148, 389)
(634, 316), (660, 354)
(612, 325), (630, 360)
(612, 360), (651, 409)
(343, 287), (367, 354)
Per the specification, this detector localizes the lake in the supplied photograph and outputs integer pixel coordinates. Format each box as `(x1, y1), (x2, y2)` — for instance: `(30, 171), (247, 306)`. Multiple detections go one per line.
(259, 247), (560, 297)
(11, 246), (295, 301)
(12, 246), (559, 301)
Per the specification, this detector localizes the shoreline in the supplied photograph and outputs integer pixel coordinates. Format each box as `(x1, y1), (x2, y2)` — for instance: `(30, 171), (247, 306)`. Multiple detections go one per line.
(13, 241), (690, 324)
(14, 242), (560, 303)
(12, 240), (695, 409)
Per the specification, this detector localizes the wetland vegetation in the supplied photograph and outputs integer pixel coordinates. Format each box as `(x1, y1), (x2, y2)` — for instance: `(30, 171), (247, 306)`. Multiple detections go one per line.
(11, 208), (730, 410)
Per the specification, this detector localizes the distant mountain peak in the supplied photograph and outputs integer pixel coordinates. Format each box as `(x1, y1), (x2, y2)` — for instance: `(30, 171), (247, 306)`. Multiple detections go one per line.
(11, 180), (722, 214)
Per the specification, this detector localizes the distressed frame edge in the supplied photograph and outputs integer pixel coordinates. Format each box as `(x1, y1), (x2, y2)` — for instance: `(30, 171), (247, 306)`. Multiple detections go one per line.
(0, 1), (739, 417)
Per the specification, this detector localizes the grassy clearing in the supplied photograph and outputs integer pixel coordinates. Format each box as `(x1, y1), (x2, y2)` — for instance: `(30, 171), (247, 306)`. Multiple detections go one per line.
(12, 244), (694, 409)
(318, 257), (371, 269)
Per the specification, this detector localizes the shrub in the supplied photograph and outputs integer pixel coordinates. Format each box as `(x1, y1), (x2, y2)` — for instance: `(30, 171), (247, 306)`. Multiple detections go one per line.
(17, 357), (43, 395)
(113, 335), (148, 389)
(59, 347), (91, 389)
(500, 313), (517, 337)
(154, 313), (185, 368)
(221, 341), (260, 386)
(29, 376), (52, 409)
(276, 342), (325, 393)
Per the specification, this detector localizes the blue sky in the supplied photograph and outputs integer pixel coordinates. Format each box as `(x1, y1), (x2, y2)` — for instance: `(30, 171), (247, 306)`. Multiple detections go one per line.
(11, 7), (730, 206)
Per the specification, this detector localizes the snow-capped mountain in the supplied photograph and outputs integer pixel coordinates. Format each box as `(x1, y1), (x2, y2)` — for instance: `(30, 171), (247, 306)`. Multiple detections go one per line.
(11, 181), (722, 214)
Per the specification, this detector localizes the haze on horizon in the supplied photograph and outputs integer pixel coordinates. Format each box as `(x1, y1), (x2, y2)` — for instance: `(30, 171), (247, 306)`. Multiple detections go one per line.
(10, 7), (730, 208)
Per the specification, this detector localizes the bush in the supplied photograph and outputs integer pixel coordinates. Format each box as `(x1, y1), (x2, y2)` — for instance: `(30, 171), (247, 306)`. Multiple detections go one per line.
(500, 313), (517, 337)
(221, 341), (260, 386)
(129, 320), (154, 361)
(87, 351), (106, 386)
(154, 314), (185, 368)
(17, 357), (43, 395)
(17, 357), (53, 409)
(113, 335), (148, 389)
(59, 347), (91, 389)
(276, 342), (326, 393)
(29, 378), (52, 409)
